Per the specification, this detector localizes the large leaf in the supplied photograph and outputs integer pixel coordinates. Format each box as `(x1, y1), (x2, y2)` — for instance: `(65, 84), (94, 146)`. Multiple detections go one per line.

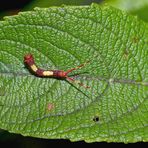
(0, 3), (148, 143)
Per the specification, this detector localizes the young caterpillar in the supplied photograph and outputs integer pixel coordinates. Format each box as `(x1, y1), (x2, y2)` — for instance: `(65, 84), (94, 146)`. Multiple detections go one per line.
(24, 54), (90, 88)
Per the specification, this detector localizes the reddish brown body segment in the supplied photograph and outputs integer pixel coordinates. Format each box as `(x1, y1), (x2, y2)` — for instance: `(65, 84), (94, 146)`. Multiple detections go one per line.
(24, 54), (68, 78)
(24, 54), (90, 88)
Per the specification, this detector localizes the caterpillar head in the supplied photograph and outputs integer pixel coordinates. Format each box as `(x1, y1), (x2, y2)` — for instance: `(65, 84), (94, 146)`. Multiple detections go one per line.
(24, 54), (34, 65)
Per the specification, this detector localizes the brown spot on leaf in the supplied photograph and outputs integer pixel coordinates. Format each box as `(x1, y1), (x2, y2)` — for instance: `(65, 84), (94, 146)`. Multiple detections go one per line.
(123, 48), (129, 59)
(131, 37), (139, 43)
(0, 87), (6, 96)
(47, 103), (54, 111)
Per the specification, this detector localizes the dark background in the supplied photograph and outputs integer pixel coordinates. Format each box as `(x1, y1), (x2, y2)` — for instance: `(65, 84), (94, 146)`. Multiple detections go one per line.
(0, 0), (31, 12)
(0, 0), (146, 147)
(0, 0), (103, 12)
(1, 131), (146, 147)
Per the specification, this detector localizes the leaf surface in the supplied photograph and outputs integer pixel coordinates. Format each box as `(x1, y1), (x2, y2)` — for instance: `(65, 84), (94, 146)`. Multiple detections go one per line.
(0, 4), (148, 143)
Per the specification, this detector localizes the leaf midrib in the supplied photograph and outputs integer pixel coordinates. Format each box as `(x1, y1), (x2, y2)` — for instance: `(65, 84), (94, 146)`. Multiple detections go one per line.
(1, 71), (147, 86)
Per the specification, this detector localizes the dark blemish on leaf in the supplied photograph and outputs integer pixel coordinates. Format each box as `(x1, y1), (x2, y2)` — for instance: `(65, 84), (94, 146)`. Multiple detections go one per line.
(144, 39), (148, 45)
(131, 37), (139, 43)
(93, 116), (99, 122)
(0, 87), (6, 96)
(123, 49), (129, 59)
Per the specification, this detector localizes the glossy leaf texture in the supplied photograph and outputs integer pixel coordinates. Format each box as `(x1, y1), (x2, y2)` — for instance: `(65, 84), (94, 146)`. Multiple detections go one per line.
(0, 4), (148, 143)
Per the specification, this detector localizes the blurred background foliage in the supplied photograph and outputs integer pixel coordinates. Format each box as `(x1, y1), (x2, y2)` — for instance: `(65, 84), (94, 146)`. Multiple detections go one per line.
(106, 0), (148, 22)
(0, 0), (147, 147)
(0, 0), (148, 22)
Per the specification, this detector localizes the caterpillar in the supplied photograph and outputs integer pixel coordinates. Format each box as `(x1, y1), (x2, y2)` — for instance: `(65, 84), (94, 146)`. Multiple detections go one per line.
(24, 54), (90, 88)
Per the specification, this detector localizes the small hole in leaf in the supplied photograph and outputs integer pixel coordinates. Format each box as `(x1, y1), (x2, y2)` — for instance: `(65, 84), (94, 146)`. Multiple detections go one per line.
(93, 116), (99, 122)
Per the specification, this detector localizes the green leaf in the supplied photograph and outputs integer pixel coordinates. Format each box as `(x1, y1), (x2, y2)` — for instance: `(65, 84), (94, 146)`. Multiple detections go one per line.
(0, 3), (148, 143)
